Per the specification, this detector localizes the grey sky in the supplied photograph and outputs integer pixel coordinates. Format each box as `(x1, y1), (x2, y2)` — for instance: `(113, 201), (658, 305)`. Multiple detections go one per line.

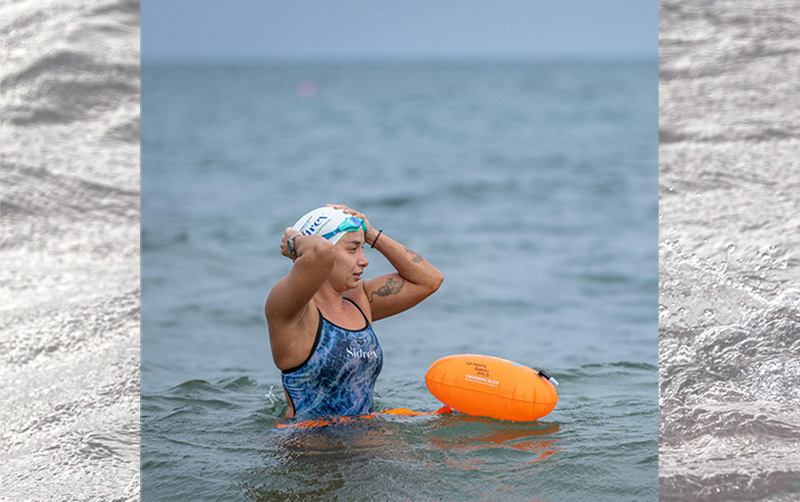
(142, 1), (657, 62)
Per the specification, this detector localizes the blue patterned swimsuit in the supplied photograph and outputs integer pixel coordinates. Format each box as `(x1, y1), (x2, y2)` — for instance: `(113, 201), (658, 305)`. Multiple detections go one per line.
(281, 298), (383, 420)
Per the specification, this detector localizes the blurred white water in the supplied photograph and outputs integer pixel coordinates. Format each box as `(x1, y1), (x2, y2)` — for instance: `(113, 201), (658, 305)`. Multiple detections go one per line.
(659, 1), (800, 500)
(1, 0), (140, 499)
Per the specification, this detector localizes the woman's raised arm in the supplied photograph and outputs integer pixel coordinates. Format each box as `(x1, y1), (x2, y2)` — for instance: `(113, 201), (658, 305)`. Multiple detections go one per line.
(265, 229), (335, 324)
(327, 204), (443, 321)
(360, 232), (443, 321)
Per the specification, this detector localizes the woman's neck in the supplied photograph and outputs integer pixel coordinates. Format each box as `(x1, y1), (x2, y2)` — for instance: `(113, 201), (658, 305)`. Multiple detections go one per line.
(314, 283), (347, 310)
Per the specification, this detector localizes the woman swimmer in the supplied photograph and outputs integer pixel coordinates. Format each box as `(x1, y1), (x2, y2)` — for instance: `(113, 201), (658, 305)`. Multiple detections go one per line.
(265, 204), (444, 420)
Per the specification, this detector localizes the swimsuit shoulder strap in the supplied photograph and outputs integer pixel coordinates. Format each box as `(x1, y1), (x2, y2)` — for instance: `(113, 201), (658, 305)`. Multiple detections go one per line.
(343, 297), (370, 325)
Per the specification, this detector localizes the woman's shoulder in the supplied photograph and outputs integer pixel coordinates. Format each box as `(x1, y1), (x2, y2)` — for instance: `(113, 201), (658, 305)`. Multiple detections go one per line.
(344, 285), (373, 323)
(265, 282), (317, 325)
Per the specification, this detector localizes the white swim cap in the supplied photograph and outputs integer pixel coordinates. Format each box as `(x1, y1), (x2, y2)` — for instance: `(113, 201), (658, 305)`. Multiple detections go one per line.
(292, 207), (365, 244)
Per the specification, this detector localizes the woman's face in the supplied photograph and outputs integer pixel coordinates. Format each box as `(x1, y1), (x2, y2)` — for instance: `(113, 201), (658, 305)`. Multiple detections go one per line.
(330, 229), (369, 291)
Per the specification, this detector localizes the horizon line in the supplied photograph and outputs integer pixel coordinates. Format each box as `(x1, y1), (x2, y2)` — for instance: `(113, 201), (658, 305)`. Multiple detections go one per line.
(141, 53), (657, 66)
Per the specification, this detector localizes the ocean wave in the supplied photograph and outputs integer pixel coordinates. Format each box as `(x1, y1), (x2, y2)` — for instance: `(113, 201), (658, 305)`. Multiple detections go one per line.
(659, 237), (800, 499)
(1, 161), (139, 222)
(0, 288), (139, 367)
(1, 0), (140, 499)
(1, 0), (139, 127)
(660, 0), (800, 83)
(659, 125), (800, 144)
(143, 377), (286, 429)
(661, 469), (800, 502)
(103, 114), (141, 143)
(661, 406), (800, 446)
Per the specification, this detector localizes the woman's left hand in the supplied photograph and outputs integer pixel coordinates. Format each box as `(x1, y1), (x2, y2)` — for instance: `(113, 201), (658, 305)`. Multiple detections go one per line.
(326, 204), (380, 244)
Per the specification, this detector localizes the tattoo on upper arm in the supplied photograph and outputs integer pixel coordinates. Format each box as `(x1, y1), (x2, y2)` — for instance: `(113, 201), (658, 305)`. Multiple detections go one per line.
(404, 247), (424, 263)
(369, 277), (406, 303)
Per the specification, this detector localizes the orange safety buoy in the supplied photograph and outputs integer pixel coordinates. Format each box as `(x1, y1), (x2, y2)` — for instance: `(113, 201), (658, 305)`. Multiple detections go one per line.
(424, 354), (558, 422)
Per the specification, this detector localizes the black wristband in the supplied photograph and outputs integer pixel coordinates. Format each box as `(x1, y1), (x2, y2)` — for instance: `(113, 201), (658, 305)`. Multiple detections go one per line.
(371, 230), (383, 248)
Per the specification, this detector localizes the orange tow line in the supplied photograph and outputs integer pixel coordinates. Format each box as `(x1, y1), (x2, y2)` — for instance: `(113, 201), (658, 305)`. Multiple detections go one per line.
(275, 406), (453, 430)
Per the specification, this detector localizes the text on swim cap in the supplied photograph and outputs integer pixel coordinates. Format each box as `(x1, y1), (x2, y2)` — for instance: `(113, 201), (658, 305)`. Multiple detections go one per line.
(302, 215), (329, 235)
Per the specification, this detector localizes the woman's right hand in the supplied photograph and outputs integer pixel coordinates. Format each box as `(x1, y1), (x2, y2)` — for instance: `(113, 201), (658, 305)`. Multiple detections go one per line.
(280, 227), (302, 260)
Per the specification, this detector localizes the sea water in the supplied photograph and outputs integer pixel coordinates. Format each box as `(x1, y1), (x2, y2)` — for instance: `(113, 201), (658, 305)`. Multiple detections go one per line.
(659, 1), (800, 500)
(1, 0), (140, 499)
(141, 60), (658, 500)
